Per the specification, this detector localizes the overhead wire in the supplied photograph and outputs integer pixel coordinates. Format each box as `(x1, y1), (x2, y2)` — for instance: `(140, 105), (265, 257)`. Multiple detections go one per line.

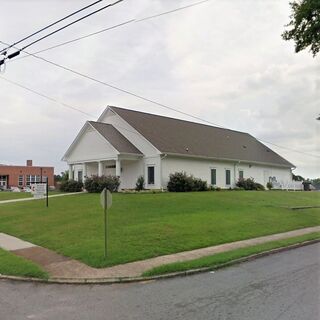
(11, 0), (212, 61)
(0, 0), (106, 54)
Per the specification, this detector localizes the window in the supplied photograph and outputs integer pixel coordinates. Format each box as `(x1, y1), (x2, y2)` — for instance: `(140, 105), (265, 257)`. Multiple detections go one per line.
(148, 166), (155, 185)
(78, 171), (83, 182)
(26, 175), (41, 186)
(18, 175), (23, 186)
(226, 169), (231, 185)
(211, 168), (216, 185)
(239, 170), (244, 180)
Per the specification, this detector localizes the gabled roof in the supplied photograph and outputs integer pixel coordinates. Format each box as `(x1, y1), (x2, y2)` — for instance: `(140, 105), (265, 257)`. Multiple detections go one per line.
(109, 106), (294, 168)
(89, 121), (142, 155)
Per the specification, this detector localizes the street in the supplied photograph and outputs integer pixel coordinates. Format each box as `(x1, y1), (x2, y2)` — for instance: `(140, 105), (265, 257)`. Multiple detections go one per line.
(0, 243), (319, 320)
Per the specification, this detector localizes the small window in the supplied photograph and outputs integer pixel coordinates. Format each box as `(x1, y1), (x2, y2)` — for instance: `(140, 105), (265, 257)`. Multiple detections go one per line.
(239, 170), (244, 180)
(226, 169), (231, 185)
(148, 166), (155, 185)
(18, 175), (23, 186)
(211, 168), (216, 185)
(78, 171), (83, 183)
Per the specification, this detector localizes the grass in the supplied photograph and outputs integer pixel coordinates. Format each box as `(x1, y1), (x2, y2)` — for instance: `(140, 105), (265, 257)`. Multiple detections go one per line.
(0, 190), (65, 201)
(0, 191), (319, 268)
(143, 232), (320, 276)
(0, 192), (32, 201)
(0, 248), (48, 279)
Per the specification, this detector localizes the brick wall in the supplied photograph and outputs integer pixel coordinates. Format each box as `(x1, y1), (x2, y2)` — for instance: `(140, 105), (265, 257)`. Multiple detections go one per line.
(0, 165), (54, 188)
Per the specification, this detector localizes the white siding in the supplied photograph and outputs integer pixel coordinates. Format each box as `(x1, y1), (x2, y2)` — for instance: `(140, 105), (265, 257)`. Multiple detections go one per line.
(99, 109), (161, 157)
(66, 126), (118, 163)
(120, 159), (144, 189)
(161, 156), (292, 189)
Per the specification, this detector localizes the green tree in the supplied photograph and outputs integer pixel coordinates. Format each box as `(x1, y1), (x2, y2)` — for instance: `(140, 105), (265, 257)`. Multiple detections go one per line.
(282, 0), (320, 57)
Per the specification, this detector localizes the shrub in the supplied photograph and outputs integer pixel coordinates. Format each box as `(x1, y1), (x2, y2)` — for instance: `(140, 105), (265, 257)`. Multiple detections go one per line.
(192, 178), (208, 191)
(236, 178), (265, 191)
(167, 172), (207, 192)
(266, 182), (273, 190)
(135, 175), (145, 191)
(84, 175), (120, 193)
(60, 180), (83, 192)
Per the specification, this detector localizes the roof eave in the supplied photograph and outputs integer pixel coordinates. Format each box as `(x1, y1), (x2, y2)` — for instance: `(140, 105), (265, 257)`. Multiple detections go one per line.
(163, 152), (294, 169)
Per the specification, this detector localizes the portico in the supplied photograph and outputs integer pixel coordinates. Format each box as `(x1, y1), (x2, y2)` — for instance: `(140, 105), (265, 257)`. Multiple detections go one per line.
(68, 153), (143, 189)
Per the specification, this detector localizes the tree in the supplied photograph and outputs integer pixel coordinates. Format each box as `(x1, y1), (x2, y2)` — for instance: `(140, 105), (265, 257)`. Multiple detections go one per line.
(282, 0), (320, 57)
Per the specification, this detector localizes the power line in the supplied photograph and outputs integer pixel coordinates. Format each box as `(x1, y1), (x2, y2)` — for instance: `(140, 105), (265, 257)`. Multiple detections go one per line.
(12, 0), (212, 61)
(1, 0), (124, 61)
(0, 76), (95, 118)
(0, 0), (105, 54)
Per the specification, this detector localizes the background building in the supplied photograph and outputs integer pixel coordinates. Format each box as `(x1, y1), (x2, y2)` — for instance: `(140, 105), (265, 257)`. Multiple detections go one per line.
(0, 160), (54, 189)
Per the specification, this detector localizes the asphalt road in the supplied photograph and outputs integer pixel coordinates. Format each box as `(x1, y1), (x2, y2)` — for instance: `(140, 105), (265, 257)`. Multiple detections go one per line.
(0, 243), (319, 320)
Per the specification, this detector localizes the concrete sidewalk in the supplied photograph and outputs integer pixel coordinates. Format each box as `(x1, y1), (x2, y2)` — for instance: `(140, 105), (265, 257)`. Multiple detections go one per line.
(0, 226), (319, 279)
(0, 192), (86, 204)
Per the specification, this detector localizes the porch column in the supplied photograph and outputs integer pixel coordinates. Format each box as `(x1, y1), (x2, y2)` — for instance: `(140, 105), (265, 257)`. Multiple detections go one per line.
(68, 164), (73, 180)
(98, 161), (103, 176)
(83, 163), (87, 180)
(116, 159), (121, 177)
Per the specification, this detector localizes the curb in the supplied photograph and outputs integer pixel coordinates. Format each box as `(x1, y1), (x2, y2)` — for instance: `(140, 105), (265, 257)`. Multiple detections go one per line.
(1, 238), (319, 285)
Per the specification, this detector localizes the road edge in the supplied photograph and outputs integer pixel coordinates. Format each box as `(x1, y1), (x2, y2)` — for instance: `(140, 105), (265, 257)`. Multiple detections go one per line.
(1, 238), (319, 285)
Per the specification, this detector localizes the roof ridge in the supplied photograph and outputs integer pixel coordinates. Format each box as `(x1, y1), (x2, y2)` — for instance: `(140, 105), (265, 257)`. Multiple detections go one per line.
(109, 106), (250, 136)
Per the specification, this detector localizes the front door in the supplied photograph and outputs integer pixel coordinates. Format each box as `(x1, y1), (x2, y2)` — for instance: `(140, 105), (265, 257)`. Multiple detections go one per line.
(0, 176), (7, 188)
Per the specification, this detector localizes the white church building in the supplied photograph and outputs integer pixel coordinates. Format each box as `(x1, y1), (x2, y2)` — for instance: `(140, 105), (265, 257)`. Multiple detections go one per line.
(62, 106), (295, 190)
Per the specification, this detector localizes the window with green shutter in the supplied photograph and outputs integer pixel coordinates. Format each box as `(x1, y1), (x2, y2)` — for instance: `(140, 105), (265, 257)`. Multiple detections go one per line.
(211, 168), (216, 185)
(226, 169), (231, 185)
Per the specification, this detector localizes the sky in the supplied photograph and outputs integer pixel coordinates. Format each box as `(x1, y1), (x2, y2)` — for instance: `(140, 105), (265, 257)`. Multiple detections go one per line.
(0, 0), (319, 178)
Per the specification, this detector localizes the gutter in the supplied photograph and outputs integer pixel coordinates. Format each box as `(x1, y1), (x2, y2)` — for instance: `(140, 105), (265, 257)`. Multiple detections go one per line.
(163, 152), (293, 169)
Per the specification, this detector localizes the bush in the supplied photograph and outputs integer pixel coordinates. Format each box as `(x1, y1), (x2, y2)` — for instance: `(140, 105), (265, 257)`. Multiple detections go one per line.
(60, 180), (83, 192)
(236, 178), (265, 191)
(135, 175), (145, 191)
(266, 182), (273, 190)
(84, 175), (120, 193)
(167, 172), (207, 192)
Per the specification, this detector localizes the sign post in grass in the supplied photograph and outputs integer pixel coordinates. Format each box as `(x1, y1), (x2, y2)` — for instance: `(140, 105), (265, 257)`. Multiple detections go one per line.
(100, 188), (112, 258)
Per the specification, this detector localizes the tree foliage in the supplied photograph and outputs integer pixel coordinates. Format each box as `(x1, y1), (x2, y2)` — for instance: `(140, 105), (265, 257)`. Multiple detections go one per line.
(282, 0), (320, 57)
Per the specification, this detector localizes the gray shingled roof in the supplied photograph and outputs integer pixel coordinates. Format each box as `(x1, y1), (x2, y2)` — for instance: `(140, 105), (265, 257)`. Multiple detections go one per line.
(110, 106), (294, 168)
(89, 121), (142, 155)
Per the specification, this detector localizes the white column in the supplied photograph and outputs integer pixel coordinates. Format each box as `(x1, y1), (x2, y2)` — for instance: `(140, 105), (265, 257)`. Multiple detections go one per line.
(116, 159), (121, 177)
(68, 164), (73, 180)
(98, 161), (103, 176)
(83, 163), (87, 180)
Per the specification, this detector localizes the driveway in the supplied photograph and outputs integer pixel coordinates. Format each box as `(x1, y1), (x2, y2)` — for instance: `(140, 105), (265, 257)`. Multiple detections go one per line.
(0, 243), (319, 320)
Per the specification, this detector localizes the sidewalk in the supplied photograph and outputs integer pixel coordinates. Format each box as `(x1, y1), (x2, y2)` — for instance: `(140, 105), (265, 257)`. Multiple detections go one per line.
(0, 192), (86, 204)
(0, 226), (319, 279)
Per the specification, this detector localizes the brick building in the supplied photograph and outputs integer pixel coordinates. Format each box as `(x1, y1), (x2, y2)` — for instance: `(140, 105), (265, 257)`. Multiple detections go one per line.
(0, 160), (54, 189)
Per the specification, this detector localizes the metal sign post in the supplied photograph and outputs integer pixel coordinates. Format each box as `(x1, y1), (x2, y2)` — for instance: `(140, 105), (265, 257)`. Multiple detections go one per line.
(100, 188), (112, 258)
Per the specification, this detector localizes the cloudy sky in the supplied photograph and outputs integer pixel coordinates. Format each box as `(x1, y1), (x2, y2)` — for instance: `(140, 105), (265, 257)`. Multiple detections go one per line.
(0, 0), (319, 177)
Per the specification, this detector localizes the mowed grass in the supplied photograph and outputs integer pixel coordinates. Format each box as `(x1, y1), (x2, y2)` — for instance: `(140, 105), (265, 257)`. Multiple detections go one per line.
(143, 232), (320, 276)
(0, 190), (65, 201)
(0, 191), (319, 268)
(0, 192), (32, 201)
(0, 248), (48, 279)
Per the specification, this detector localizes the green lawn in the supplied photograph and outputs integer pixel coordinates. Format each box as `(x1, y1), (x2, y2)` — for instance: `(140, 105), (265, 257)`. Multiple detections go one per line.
(0, 192), (32, 201)
(0, 191), (319, 268)
(143, 232), (320, 276)
(0, 248), (48, 279)
(0, 190), (65, 201)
